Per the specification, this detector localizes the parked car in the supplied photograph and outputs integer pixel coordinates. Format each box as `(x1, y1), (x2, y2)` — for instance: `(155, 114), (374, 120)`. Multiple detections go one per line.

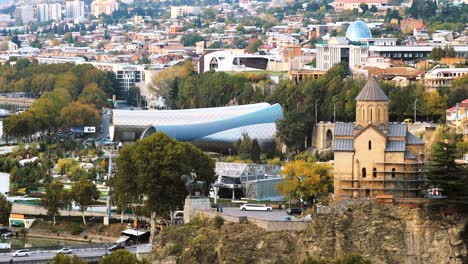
(12, 249), (30, 257)
(286, 208), (303, 215)
(56, 248), (73, 254)
(240, 204), (272, 211)
(108, 244), (125, 252)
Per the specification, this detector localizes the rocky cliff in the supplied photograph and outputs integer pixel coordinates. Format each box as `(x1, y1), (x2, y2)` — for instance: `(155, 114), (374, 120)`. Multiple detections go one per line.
(152, 202), (467, 264)
(300, 202), (466, 264)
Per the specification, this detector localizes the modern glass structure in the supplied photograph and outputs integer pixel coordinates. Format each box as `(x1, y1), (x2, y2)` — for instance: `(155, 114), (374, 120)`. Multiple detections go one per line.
(110, 103), (284, 151)
(345, 20), (372, 42)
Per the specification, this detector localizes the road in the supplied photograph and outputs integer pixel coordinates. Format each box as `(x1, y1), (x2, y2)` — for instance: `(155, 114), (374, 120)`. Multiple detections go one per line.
(220, 207), (301, 221)
(98, 111), (111, 141)
(0, 244), (152, 263)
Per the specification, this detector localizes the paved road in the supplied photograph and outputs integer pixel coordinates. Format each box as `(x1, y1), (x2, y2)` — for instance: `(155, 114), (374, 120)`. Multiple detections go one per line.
(98, 111), (111, 141)
(0, 244), (152, 263)
(220, 207), (300, 221)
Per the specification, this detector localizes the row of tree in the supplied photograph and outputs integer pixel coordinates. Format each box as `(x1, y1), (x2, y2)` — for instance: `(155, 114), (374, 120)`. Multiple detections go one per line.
(2, 61), (113, 139)
(43, 179), (99, 225)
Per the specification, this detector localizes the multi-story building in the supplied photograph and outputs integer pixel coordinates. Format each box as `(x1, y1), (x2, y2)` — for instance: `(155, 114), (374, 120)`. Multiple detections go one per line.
(91, 0), (119, 17)
(65, 0), (85, 21)
(16, 6), (34, 24)
(37, 3), (62, 22)
(49, 3), (62, 22)
(37, 4), (49, 22)
(333, 77), (426, 200)
(170, 6), (201, 19)
(331, 0), (388, 12)
(424, 67), (468, 91)
(316, 37), (369, 70)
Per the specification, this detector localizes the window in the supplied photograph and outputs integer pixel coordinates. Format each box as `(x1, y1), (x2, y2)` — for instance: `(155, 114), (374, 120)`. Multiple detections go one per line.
(377, 109), (381, 122)
(391, 168), (396, 178)
(362, 168), (366, 178)
(368, 140), (372, 150)
(362, 108), (365, 121)
(370, 108), (373, 122)
(373, 168), (377, 177)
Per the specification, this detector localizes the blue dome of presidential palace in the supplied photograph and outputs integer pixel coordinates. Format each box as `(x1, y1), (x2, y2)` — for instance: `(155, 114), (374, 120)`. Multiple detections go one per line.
(345, 20), (372, 42)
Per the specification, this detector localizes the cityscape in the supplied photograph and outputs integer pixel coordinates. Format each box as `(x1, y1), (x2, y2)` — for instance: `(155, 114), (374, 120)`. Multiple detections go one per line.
(0, 0), (466, 263)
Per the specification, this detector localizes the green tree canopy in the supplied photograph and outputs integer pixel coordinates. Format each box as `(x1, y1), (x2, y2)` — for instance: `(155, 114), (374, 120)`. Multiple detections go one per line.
(51, 254), (87, 264)
(70, 179), (99, 225)
(427, 135), (467, 200)
(113, 132), (215, 240)
(0, 194), (12, 225)
(42, 181), (69, 225)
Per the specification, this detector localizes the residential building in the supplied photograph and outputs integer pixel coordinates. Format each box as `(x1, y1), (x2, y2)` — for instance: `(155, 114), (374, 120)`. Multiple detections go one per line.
(316, 37), (369, 70)
(37, 3), (62, 22)
(446, 99), (468, 128)
(333, 77), (425, 200)
(65, 0), (85, 21)
(16, 6), (34, 24)
(91, 0), (119, 17)
(170, 6), (201, 19)
(332, 0), (388, 12)
(424, 67), (468, 90)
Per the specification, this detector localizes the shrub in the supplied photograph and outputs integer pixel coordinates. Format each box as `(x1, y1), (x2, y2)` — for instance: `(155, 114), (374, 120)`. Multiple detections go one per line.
(169, 243), (183, 255)
(68, 223), (84, 235)
(212, 216), (224, 229)
(334, 253), (370, 264)
(302, 257), (328, 264)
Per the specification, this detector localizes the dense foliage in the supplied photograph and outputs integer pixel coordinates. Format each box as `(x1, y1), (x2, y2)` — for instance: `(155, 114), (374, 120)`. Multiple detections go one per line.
(112, 132), (216, 239)
(2, 60), (115, 139)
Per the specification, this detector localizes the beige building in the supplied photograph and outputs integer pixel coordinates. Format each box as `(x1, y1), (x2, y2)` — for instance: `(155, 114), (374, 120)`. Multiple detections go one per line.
(333, 77), (425, 200)
(91, 0), (118, 17)
(170, 6), (201, 19)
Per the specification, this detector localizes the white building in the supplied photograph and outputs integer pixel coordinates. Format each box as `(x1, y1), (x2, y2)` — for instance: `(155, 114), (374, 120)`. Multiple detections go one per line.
(16, 6), (34, 24)
(49, 3), (62, 22)
(65, 0), (85, 21)
(198, 50), (278, 74)
(424, 67), (468, 91)
(37, 4), (49, 22)
(170, 6), (201, 19)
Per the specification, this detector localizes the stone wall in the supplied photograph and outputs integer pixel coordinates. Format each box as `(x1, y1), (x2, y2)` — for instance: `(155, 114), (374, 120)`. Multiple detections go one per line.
(195, 209), (309, 232)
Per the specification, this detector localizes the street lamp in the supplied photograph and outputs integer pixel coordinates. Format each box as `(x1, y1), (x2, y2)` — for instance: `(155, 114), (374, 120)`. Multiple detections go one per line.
(99, 140), (117, 226)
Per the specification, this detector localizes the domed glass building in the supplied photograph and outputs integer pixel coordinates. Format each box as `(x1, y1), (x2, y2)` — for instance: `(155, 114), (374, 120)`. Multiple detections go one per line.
(345, 20), (372, 42)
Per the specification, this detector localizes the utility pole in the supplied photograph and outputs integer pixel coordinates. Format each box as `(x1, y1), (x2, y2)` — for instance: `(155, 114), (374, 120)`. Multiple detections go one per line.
(333, 98), (336, 123)
(414, 99), (418, 123)
(315, 99), (319, 124)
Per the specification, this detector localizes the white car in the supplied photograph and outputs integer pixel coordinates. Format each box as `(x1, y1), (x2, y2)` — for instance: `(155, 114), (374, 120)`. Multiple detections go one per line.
(12, 249), (30, 257)
(240, 204), (272, 212)
(57, 248), (73, 254)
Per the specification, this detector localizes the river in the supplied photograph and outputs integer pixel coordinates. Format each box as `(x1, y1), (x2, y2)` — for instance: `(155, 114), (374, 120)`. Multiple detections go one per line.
(0, 236), (87, 249)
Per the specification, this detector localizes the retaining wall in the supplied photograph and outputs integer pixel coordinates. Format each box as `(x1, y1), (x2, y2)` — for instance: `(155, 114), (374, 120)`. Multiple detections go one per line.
(194, 209), (309, 232)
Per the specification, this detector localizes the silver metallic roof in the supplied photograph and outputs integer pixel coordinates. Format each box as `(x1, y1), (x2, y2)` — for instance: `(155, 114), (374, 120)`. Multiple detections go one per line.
(385, 140), (405, 152)
(406, 132), (425, 145)
(333, 139), (354, 152)
(404, 151), (416, 159)
(355, 77), (389, 101)
(387, 123), (407, 137)
(334, 122), (354, 136)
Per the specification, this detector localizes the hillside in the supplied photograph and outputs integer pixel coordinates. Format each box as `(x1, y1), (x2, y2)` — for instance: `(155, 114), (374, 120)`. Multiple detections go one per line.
(151, 202), (467, 264)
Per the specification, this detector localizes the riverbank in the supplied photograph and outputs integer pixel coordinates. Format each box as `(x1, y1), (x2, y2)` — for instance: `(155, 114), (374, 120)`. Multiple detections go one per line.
(26, 220), (126, 244)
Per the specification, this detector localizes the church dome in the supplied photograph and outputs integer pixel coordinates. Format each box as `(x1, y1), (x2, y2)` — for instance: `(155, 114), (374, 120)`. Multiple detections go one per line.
(345, 21), (372, 42)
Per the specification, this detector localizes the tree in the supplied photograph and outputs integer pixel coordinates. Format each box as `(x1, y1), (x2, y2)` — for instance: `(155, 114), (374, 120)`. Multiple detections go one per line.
(42, 182), (69, 225)
(70, 180), (99, 225)
(251, 139), (261, 163)
(100, 249), (148, 264)
(359, 3), (369, 13)
(181, 33), (204, 47)
(245, 39), (263, 54)
(51, 254), (87, 264)
(78, 83), (108, 108)
(276, 159), (333, 203)
(427, 136), (467, 199)
(59, 102), (102, 128)
(0, 194), (12, 225)
(113, 132), (215, 241)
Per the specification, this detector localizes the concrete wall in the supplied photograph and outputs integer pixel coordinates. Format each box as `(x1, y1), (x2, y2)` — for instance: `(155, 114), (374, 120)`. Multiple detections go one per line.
(183, 197), (211, 224)
(194, 209), (309, 232)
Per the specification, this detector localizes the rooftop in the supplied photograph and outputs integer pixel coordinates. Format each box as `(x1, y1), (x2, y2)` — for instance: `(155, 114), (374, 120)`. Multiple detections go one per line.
(355, 77), (389, 101)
